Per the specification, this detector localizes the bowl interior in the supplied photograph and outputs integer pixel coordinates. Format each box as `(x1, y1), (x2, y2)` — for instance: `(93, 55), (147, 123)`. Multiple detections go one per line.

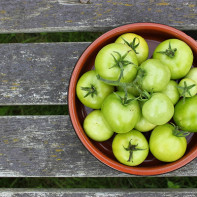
(70, 23), (197, 175)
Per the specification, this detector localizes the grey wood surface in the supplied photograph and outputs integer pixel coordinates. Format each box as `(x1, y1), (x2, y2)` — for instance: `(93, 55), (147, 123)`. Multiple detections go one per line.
(0, 115), (195, 177)
(0, 42), (89, 105)
(0, 188), (197, 197)
(0, 0), (196, 33)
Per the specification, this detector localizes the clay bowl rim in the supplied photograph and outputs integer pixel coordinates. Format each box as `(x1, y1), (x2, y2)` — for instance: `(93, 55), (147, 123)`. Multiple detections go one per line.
(68, 22), (197, 176)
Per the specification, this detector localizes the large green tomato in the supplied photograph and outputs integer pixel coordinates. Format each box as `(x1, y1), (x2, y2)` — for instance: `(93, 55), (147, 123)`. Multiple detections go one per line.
(149, 124), (187, 162)
(76, 70), (114, 109)
(161, 80), (180, 105)
(137, 59), (171, 92)
(173, 95), (197, 132)
(115, 33), (149, 64)
(112, 130), (149, 166)
(153, 39), (193, 79)
(95, 43), (138, 83)
(101, 91), (140, 133)
(83, 110), (114, 142)
(142, 93), (174, 125)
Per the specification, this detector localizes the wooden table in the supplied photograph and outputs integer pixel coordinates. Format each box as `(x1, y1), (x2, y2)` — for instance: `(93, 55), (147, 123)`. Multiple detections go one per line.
(0, 0), (196, 196)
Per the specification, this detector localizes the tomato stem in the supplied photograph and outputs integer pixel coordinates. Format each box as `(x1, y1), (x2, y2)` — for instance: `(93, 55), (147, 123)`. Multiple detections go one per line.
(171, 123), (190, 137)
(177, 81), (196, 102)
(157, 42), (177, 58)
(121, 37), (140, 54)
(110, 50), (135, 80)
(80, 84), (97, 98)
(123, 139), (146, 162)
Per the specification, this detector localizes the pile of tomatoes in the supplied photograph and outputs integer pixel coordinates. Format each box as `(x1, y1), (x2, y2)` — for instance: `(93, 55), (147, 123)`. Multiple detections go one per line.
(76, 33), (197, 166)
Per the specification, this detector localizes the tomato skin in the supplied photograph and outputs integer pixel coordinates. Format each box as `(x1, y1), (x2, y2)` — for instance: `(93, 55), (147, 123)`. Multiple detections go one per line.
(83, 110), (114, 142)
(138, 59), (171, 92)
(76, 70), (114, 109)
(153, 39), (193, 79)
(101, 91), (140, 133)
(134, 102), (156, 132)
(95, 43), (138, 83)
(149, 124), (187, 162)
(161, 80), (180, 105)
(142, 93), (174, 125)
(112, 130), (149, 166)
(115, 33), (149, 64)
(186, 67), (197, 84)
(134, 114), (156, 132)
(173, 95), (197, 132)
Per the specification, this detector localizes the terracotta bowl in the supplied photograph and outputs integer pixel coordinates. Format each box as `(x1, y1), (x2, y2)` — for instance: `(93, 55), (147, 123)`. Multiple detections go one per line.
(68, 23), (197, 175)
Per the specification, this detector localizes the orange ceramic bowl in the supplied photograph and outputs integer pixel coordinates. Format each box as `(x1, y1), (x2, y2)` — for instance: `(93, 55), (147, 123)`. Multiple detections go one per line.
(68, 23), (197, 175)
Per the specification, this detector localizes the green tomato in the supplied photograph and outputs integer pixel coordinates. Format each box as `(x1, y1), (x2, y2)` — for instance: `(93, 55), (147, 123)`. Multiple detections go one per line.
(134, 102), (156, 132)
(173, 95), (197, 132)
(137, 59), (171, 92)
(153, 39), (193, 79)
(101, 91), (140, 133)
(186, 67), (197, 84)
(76, 70), (114, 109)
(161, 80), (180, 105)
(149, 124), (187, 162)
(83, 110), (114, 142)
(95, 43), (138, 83)
(134, 114), (156, 132)
(142, 93), (174, 125)
(178, 78), (197, 98)
(115, 33), (149, 64)
(112, 130), (149, 166)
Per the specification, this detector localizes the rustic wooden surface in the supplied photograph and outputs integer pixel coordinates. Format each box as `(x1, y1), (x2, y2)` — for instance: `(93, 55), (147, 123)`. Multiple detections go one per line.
(0, 188), (196, 197)
(0, 0), (196, 33)
(0, 42), (89, 105)
(0, 115), (195, 177)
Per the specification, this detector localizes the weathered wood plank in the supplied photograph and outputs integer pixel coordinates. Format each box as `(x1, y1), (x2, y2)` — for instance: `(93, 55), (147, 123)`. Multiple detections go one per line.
(0, 42), (90, 105)
(0, 38), (197, 106)
(0, 115), (196, 177)
(0, 0), (196, 33)
(0, 188), (197, 197)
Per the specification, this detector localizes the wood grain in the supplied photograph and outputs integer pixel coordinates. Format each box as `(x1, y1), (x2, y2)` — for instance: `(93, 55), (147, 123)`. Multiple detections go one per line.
(0, 0), (196, 33)
(0, 42), (89, 105)
(0, 188), (196, 197)
(0, 115), (195, 177)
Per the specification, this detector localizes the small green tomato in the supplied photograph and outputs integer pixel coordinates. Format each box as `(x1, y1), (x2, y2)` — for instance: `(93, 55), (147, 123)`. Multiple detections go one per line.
(83, 110), (114, 142)
(178, 78), (197, 98)
(115, 33), (149, 64)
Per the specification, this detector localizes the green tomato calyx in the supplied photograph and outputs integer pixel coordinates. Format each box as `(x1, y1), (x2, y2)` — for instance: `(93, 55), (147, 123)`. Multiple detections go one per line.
(113, 91), (136, 105)
(121, 37), (140, 54)
(110, 50), (134, 80)
(157, 42), (177, 58)
(177, 81), (196, 102)
(123, 139), (146, 162)
(81, 84), (97, 98)
(171, 123), (190, 137)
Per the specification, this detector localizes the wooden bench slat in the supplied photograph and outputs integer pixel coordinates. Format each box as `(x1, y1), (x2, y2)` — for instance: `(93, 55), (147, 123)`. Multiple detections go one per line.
(0, 42), (90, 105)
(0, 0), (197, 33)
(0, 188), (197, 197)
(0, 115), (196, 177)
